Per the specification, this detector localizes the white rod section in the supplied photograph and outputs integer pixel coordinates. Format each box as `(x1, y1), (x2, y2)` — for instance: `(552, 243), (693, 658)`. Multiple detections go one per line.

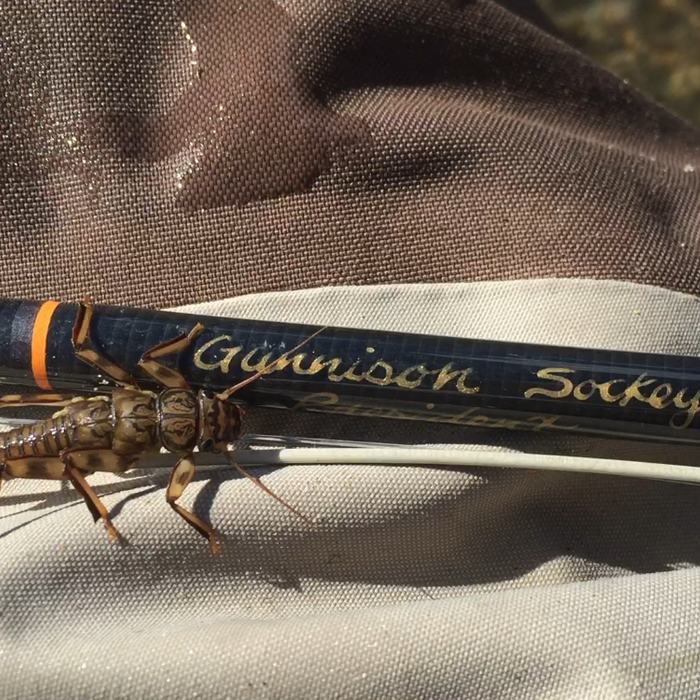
(207, 447), (700, 485)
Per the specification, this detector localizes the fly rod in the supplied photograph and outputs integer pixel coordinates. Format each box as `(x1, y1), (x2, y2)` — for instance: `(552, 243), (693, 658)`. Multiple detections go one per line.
(3, 297), (700, 550)
(1, 298), (700, 448)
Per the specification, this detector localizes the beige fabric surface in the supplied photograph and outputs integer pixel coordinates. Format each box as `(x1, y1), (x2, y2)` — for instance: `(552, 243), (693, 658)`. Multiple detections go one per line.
(2, 1), (699, 697)
(3, 279), (700, 699)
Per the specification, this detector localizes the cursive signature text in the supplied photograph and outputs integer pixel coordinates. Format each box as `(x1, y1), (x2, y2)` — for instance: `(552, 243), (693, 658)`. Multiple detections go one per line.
(291, 392), (578, 432)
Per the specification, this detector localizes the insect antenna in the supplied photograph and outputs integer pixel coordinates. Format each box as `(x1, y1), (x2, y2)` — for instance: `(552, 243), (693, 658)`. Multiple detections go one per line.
(215, 327), (327, 402)
(222, 450), (313, 525)
(214, 328), (326, 524)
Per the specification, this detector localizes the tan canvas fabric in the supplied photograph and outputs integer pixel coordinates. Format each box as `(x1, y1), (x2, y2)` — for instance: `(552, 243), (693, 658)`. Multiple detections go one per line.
(2, 0), (700, 697)
(3, 280), (700, 699)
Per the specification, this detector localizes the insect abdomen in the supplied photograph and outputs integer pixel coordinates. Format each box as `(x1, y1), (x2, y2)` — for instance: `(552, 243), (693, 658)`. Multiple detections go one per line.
(0, 398), (114, 460)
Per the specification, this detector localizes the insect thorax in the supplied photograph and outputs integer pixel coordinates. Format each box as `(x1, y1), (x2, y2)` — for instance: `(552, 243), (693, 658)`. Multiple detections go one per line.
(157, 388), (199, 453)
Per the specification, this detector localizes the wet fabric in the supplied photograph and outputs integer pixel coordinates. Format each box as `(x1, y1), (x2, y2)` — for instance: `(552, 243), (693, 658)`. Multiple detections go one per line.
(1, 0), (699, 307)
(1, 1), (700, 698)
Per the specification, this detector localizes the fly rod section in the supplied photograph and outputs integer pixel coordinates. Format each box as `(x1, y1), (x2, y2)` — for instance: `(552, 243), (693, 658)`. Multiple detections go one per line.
(2, 299), (700, 450)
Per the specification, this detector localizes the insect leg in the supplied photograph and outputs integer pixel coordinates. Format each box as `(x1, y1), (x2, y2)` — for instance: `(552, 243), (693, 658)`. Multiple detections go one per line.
(63, 449), (140, 474)
(137, 323), (205, 389)
(167, 452), (219, 553)
(4, 456), (72, 480)
(61, 451), (122, 542)
(0, 393), (80, 408)
(216, 327), (326, 402)
(73, 298), (137, 386)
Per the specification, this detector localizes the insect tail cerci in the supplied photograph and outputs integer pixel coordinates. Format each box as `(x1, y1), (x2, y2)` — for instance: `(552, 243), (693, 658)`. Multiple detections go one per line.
(0, 299), (323, 552)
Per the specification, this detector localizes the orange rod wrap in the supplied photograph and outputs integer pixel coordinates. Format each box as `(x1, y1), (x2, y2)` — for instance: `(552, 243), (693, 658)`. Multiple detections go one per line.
(31, 301), (60, 390)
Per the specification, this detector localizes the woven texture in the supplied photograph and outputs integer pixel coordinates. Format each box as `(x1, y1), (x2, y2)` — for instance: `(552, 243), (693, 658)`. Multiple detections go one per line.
(2, 1), (700, 698)
(4, 281), (700, 699)
(1, 1), (700, 306)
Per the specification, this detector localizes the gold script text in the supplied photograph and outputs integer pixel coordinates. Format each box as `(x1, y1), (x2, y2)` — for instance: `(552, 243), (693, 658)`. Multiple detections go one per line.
(194, 335), (481, 394)
(524, 367), (700, 429)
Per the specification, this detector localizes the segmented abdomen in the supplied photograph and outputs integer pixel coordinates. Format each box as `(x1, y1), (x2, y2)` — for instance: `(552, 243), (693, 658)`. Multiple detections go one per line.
(0, 398), (114, 460)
